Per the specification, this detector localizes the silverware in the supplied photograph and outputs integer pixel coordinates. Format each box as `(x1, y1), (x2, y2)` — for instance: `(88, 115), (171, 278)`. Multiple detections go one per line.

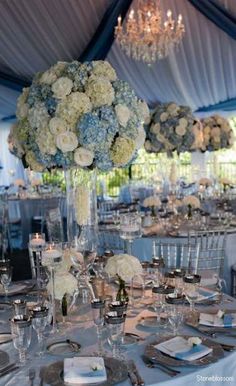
(0, 365), (19, 378)
(29, 368), (36, 386)
(128, 360), (145, 386)
(141, 355), (180, 377)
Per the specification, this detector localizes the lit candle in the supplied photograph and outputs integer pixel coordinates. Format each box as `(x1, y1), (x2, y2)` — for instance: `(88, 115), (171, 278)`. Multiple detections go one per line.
(42, 245), (62, 266)
(167, 9), (172, 18)
(30, 233), (45, 247)
(118, 15), (121, 27)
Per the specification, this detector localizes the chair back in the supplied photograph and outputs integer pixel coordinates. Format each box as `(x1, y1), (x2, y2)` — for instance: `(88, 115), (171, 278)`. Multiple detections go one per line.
(188, 230), (227, 285)
(152, 239), (199, 271)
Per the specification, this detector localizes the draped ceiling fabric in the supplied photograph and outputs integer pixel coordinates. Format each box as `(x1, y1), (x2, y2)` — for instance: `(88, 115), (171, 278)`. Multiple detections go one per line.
(108, 0), (236, 114)
(0, 0), (112, 120)
(1, 0), (236, 120)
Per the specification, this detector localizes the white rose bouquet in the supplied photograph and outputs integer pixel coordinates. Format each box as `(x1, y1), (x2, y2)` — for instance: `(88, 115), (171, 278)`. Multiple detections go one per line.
(143, 195), (161, 208)
(105, 254), (142, 282)
(200, 115), (234, 151)
(182, 195), (201, 209)
(9, 60), (149, 172)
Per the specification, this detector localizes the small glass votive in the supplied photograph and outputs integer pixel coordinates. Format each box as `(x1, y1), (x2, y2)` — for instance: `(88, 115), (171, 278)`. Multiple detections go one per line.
(29, 233), (46, 251)
(41, 243), (63, 267)
(13, 299), (27, 316)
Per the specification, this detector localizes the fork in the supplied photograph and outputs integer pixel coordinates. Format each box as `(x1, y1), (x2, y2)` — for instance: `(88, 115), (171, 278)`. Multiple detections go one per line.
(28, 368), (36, 386)
(141, 355), (180, 377)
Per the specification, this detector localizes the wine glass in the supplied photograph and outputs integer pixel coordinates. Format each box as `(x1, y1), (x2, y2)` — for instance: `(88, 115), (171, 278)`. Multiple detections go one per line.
(10, 315), (32, 365)
(119, 213), (142, 255)
(31, 306), (48, 356)
(184, 275), (201, 313)
(105, 311), (126, 358)
(91, 299), (105, 356)
(0, 265), (13, 299)
(168, 306), (183, 336)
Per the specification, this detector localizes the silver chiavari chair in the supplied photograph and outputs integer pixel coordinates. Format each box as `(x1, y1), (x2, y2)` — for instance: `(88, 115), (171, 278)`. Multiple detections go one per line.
(152, 239), (199, 272)
(188, 230), (227, 287)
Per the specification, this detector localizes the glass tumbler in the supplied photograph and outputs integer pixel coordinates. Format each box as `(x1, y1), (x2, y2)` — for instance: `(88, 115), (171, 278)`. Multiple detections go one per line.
(105, 311), (126, 358)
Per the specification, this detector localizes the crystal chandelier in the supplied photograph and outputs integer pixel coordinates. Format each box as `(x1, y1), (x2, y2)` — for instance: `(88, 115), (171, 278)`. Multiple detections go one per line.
(115, 0), (185, 64)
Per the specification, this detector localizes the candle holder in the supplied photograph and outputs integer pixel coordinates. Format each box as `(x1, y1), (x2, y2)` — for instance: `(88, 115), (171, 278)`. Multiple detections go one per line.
(42, 242), (62, 334)
(28, 233), (46, 302)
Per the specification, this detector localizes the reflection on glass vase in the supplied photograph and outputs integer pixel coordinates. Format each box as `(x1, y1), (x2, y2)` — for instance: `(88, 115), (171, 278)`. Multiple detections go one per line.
(64, 168), (98, 322)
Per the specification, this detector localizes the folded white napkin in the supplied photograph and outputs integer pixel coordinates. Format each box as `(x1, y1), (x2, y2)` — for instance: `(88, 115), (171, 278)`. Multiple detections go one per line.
(199, 313), (236, 328)
(155, 336), (212, 361)
(64, 357), (107, 384)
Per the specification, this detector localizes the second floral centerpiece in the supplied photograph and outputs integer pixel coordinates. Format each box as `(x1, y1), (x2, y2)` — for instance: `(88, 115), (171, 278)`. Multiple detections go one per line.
(105, 254), (142, 303)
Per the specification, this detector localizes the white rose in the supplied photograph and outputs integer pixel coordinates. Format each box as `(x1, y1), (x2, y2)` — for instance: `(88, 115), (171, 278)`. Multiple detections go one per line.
(188, 337), (202, 346)
(115, 104), (131, 127)
(48, 272), (78, 300)
(86, 78), (114, 107)
(104, 254), (142, 281)
(160, 112), (168, 122)
(39, 69), (57, 85)
(138, 100), (150, 124)
(52, 77), (73, 99)
(176, 125), (186, 136)
(74, 147), (94, 167)
(56, 131), (78, 153)
(91, 61), (117, 81)
(179, 118), (188, 128)
(49, 117), (68, 135)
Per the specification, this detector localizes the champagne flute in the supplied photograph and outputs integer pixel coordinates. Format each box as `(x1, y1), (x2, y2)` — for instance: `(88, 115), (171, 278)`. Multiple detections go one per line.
(168, 306), (183, 336)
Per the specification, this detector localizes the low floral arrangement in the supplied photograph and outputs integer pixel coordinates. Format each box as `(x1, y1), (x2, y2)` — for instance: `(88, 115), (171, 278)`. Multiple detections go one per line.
(198, 178), (212, 188)
(182, 195), (201, 209)
(144, 102), (195, 155)
(14, 178), (25, 187)
(104, 254), (142, 282)
(142, 195), (161, 208)
(200, 115), (234, 152)
(220, 177), (234, 188)
(9, 60), (149, 172)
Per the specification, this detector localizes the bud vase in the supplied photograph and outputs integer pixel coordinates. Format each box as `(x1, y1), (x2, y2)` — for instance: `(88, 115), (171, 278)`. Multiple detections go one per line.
(116, 276), (129, 303)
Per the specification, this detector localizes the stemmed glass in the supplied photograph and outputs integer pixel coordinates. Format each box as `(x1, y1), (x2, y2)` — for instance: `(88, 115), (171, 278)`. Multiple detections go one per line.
(119, 213), (142, 255)
(184, 275), (201, 313)
(105, 311), (126, 358)
(0, 265), (13, 299)
(168, 306), (183, 336)
(31, 306), (48, 356)
(91, 299), (105, 356)
(10, 315), (32, 365)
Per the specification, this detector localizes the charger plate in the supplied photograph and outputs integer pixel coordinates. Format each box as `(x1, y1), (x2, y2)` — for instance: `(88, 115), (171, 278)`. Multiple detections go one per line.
(144, 335), (224, 367)
(47, 340), (81, 356)
(43, 357), (128, 386)
(185, 310), (236, 334)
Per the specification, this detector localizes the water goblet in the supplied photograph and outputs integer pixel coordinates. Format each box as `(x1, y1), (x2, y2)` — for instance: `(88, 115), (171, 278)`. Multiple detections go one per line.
(0, 265), (13, 299)
(31, 306), (48, 356)
(119, 213), (142, 255)
(168, 306), (183, 336)
(184, 275), (201, 313)
(13, 299), (27, 316)
(91, 299), (105, 356)
(105, 311), (126, 358)
(10, 315), (32, 365)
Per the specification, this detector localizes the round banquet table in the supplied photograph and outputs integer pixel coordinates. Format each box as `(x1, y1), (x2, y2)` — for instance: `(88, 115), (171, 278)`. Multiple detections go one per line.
(0, 282), (236, 385)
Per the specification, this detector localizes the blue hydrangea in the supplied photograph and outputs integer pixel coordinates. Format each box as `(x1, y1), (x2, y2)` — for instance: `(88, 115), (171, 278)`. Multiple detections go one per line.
(63, 61), (80, 78)
(27, 84), (42, 107)
(94, 151), (113, 171)
(40, 84), (52, 100)
(113, 80), (137, 107)
(45, 97), (58, 115)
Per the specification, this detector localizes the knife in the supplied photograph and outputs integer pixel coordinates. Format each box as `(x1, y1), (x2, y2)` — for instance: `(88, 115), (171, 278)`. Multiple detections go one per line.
(128, 360), (145, 386)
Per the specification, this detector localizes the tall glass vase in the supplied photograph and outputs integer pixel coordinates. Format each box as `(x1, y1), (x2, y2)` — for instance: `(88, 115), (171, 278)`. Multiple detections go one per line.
(64, 168), (98, 322)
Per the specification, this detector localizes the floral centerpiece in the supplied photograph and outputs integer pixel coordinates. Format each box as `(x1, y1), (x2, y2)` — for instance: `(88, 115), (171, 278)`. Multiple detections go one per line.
(144, 102), (195, 155)
(142, 195), (161, 217)
(200, 115), (234, 152)
(9, 60), (149, 172)
(105, 254), (142, 302)
(9, 60), (149, 242)
(182, 195), (201, 219)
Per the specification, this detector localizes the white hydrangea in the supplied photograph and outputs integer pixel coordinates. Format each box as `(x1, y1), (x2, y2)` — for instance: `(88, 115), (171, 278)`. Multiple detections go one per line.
(39, 69), (58, 85)
(56, 92), (92, 128)
(150, 123), (160, 134)
(49, 117), (68, 135)
(36, 128), (57, 155)
(182, 195), (200, 209)
(86, 78), (114, 107)
(115, 104), (131, 127)
(56, 131), (78, 153)
(105, 254), (142, 282)
(74, 147), (94, 167)
(91, 60), (117, 81)
(167, 103), (179, 116)
(28, 102), (50, 129)
(48, 272), (78, 300)
(52, 76), (73, 99)
(176, 125), (186, 136)
(143, 195), (161, 208)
